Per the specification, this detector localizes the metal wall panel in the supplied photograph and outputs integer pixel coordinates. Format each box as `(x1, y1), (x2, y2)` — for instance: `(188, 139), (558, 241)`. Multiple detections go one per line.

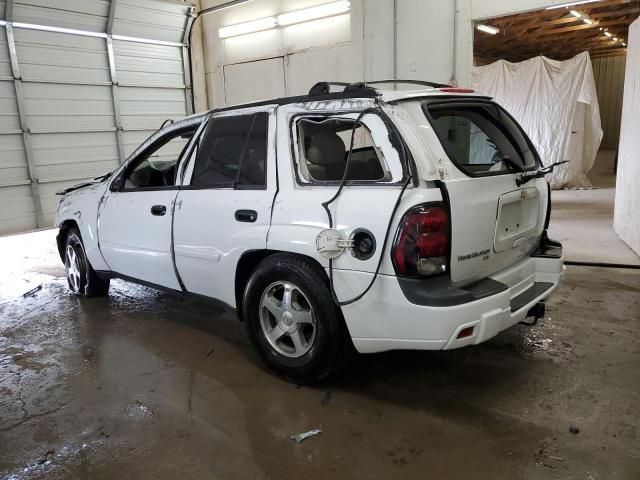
(592, 54), (626, 150)
(0, 134), (28, 186)
(119, 86), (187, 131)
(0, 185), (37, 232)
(113, 0), (191, 43)
(31, 131), (119, 183)
(113, 40), (185, 88)
(13, 0), (109, 33)
(0, 79), (20, 132)
(14, 29), (110, 85)
(0, 0), (192, 235)
(23, 83), (115, 132)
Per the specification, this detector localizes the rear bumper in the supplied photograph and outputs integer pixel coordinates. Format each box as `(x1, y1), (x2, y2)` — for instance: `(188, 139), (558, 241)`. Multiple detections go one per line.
(335, 254), (565, 353)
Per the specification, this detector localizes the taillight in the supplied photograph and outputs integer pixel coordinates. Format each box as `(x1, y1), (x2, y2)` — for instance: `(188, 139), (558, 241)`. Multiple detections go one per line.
(392, 204), (449, 277)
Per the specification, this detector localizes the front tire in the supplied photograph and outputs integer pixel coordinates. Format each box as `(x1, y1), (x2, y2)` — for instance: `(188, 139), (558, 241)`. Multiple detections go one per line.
(243, 254), (351, 384)
(64, 228), (110, 297)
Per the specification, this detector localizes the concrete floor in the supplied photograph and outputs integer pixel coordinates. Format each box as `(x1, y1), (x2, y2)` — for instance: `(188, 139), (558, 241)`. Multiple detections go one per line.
(1, 231), (640, 479)
(549, 150), (640, 265)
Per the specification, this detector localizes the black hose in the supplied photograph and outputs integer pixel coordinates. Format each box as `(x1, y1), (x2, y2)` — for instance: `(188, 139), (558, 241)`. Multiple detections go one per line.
(321, 107), (412, 306)
(327, 175), (412, 306)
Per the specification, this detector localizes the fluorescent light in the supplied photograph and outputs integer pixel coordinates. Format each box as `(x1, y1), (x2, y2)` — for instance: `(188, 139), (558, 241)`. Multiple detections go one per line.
(546, 1), (599, 10)
(218, 1), (351, 38)
(570, 10), (582, 18)
(604, 31), (612, 37)
(278, 0), (350, 26)
(476, 24), (500, 35)
(0, 20), (6, 27)
(583, 18), (594, 25)
(622, 42), (627, 46)
(219, 17), (276, 38)
(613, 37), (619, 41)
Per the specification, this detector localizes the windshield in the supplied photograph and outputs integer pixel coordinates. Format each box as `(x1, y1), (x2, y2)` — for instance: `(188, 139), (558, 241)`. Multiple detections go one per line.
(423, 101), (539, 176)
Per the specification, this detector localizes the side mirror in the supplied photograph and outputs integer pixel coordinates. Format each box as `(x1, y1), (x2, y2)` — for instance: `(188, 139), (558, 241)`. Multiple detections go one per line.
(109, 176), (124, 192)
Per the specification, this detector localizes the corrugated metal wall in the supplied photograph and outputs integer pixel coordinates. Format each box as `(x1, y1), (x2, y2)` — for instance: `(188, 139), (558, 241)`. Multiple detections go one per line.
(0, 0), (194, 235)
(592, 54), (626, 150)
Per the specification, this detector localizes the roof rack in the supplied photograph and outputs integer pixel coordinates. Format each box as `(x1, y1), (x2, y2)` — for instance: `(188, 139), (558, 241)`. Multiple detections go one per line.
(363, 79), (449, 88)
(308, 79), (449, 96)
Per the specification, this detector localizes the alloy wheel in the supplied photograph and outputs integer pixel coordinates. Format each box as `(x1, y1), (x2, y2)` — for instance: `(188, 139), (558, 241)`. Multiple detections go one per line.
(259, 281), (316, 358)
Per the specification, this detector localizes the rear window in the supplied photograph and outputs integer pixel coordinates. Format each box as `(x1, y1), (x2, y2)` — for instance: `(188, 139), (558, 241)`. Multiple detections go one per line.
(424, 102), (538, 176)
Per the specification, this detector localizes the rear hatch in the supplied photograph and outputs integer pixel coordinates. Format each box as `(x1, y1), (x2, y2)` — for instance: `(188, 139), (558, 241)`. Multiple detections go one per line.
(422, 98), (547, 285)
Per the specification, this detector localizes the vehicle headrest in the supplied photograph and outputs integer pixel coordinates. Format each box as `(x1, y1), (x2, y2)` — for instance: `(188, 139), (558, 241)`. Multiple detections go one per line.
(306, 132), (345, 165)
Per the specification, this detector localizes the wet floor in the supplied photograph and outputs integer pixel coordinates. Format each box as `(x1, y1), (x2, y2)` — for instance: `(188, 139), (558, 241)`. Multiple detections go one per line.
(1, 230), (639, 479)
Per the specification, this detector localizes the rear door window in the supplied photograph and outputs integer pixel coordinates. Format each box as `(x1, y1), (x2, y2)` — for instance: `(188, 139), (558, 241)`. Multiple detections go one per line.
(190, 112), (268, 189)
(424, 102), (538, 176)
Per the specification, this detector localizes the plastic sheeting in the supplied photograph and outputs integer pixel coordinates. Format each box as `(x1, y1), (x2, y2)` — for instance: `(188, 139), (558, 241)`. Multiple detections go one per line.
(472, 52), (603, 189)
(614, 18), (640, 256)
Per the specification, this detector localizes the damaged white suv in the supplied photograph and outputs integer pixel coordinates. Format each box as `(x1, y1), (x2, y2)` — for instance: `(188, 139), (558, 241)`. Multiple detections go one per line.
(55, 80), (565, 383)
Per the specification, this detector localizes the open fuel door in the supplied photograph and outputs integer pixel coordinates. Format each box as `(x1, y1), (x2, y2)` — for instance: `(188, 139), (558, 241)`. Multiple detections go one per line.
(424, 99), (548, 285)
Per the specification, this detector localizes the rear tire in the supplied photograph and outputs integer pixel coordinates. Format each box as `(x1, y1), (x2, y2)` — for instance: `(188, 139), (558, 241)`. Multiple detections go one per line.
(243, 253), (351, 384)
(64, 228), (110, 297)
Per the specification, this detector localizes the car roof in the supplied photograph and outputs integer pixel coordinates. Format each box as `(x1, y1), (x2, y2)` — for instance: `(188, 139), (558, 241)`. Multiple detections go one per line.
(197, 82), (492, 116)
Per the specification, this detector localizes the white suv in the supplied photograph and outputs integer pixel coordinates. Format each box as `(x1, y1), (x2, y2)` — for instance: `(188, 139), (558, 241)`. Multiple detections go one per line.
(55, 81), (565, 383)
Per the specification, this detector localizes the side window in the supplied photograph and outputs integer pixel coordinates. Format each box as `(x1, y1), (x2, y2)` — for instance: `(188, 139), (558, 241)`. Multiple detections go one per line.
(296, 117), (391, 183)
(426, 104), (537, 175)
(190, 112), (268, 188)
(123, 128), (195, 190)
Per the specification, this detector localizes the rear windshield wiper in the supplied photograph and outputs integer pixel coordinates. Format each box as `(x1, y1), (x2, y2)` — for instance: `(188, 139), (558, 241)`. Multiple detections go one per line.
(516, 161), (568, 187)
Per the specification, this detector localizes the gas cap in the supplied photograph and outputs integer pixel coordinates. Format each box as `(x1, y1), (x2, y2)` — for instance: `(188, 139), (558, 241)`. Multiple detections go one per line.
(350, 229), (376, 261)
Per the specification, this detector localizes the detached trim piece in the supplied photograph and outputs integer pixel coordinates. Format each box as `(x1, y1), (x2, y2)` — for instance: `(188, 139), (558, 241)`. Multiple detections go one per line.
(532, 230), (563, 259)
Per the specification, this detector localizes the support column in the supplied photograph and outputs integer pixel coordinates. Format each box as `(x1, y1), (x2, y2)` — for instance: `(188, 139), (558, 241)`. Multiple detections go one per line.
(5, 0), (44, 228)
(106, 0), (126, 163)
(182, 8), (196, 116)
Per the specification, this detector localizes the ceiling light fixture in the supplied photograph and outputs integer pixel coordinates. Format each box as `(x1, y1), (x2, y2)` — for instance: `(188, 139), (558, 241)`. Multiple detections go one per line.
(604, 31), (612, 37)
(476, 24), (500, 35)
(218, 16), (277, 38)
(570, 10), (582, 18)
(613, 37), (619, 41)
(278, 0), (350, 26)
(546, 0), (600, 10)
(622, 42), (627, 46)
(582, 18), (594, 25)
(218, 1), (351, 38)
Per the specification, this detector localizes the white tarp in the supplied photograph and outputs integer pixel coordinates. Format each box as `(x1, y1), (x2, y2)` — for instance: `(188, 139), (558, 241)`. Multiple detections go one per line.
(614, 18), (640, 256)
(472, 52), (603, 189)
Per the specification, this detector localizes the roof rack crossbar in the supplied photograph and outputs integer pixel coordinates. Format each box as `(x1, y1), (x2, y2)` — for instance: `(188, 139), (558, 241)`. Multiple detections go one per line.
(363, 79), (449, 88)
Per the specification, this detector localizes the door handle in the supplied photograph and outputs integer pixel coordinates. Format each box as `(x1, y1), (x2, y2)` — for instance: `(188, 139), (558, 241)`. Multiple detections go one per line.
(235, 209), (257, 223)
(151, 205), (167, 216)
